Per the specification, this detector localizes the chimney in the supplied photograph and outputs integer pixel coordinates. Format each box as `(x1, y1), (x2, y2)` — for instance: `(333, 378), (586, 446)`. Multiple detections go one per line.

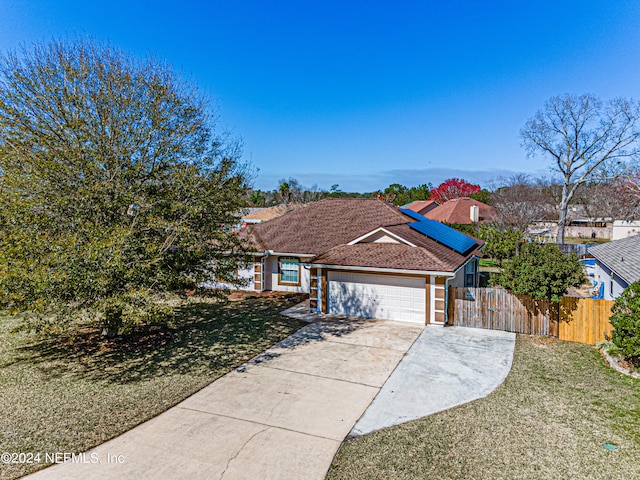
(470, 205), (479, 223)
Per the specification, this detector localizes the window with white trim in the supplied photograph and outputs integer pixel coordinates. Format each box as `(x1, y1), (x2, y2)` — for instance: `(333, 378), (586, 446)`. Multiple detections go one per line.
(279, 257), (300, 285)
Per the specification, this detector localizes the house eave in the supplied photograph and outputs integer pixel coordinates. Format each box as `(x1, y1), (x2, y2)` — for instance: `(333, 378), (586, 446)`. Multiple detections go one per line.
(266, 251), (316, 258)
(591, 255), (633, 286)
(304, 263), (456, 277)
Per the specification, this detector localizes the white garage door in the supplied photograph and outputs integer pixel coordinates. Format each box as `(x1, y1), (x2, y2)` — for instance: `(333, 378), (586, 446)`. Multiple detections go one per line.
(328, 272), (426, 324)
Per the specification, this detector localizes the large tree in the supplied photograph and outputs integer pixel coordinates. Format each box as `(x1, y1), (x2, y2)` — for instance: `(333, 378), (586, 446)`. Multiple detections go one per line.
(430, 178), (481, 205)
(0, 39), (249, 335)
(380, 183), (432, 206)
(574, 180), (640, 221)
(520, 94), (640, 243)
(624, 170), (640, 202)
(491, 174), (555, 232)
(275, 177), (324, 204)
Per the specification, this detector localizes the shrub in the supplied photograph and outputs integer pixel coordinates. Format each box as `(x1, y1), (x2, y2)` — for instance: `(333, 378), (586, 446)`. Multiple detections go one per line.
(495, 242), (584, 302)
(610, 281), (640, 362)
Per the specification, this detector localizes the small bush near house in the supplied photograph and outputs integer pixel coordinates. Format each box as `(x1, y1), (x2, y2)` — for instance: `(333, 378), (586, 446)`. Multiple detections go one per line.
(610, 281), (640, 365)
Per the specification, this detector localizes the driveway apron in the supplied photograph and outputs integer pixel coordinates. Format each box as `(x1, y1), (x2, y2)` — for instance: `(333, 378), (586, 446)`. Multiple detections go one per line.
(352, 325), (516, 436)
(26, 318), (423, 480)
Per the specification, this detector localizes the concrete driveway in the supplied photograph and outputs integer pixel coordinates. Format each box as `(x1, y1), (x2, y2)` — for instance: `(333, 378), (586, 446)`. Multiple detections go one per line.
(352, 325), (516, 436)
(27, 318), (423, 480)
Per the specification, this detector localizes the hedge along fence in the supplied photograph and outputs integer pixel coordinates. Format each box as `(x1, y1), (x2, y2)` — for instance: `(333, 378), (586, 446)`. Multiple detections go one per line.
(448, 286), (614, 345)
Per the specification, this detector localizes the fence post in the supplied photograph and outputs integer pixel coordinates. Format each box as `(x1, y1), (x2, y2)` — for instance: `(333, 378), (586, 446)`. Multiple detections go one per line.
(447, 285), (455, 326)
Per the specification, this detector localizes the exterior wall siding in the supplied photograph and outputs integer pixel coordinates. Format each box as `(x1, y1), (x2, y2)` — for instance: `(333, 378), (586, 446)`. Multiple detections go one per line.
(594, 260), (629, 301)
(264, 255), (310, 294)
(203, 264), (256, 291)
(612, 221), (640, 240)
(450, 268), (466, 287)
(450, 259), (478, 288)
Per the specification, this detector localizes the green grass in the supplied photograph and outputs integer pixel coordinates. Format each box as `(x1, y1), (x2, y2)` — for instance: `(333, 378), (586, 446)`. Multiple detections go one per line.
(0, 293), (306, 480)
(329, 335), (640, 480)
(564, 237), (610, 245)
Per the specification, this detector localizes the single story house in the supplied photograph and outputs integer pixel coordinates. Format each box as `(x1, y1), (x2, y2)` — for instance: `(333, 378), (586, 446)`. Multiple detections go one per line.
(588, 234), (640, 300)
(234, 198), (483, 325)
(423, 197), (497, 225)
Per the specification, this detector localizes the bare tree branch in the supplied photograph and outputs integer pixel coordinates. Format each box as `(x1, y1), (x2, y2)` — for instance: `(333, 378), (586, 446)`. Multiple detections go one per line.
(520, 94), (640, 243)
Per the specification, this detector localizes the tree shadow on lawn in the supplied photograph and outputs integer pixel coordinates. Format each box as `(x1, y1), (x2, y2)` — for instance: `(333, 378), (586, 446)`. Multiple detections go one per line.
(4, 294), (308, 385)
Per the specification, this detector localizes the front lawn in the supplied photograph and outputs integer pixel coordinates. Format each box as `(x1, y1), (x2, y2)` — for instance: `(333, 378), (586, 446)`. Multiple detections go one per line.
(329, 335), (640, 480)
(0, 293), (306, 479)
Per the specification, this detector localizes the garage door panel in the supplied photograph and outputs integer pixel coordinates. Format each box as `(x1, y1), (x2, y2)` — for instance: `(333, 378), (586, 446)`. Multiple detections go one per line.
(328, 272), (426, 324)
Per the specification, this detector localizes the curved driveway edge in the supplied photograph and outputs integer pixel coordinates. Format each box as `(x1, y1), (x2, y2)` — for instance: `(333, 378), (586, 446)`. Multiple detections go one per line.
(351, 325), (516, 437)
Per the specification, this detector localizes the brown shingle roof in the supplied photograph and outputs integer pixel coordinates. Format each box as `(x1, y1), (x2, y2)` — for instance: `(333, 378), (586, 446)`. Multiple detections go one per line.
(246, 198), (408, 255)
(312, 243), (461, 272)
(404, 200), (437, 215)
(425, 197), (497, 224)
(242, 198), (483, 273)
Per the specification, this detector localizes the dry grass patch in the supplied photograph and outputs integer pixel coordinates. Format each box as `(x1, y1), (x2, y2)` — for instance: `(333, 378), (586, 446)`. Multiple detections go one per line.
(329, 335), (640, 480)
(0, 293), (306, 479)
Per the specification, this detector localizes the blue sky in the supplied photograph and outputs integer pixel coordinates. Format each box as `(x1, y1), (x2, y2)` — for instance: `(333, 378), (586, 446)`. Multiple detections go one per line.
(2, 1), (640, 192)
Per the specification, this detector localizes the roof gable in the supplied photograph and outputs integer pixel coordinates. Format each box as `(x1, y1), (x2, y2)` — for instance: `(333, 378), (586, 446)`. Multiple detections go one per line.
(348, 227), (417, 247)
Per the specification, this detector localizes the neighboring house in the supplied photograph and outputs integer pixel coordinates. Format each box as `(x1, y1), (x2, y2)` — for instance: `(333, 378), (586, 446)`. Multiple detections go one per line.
(403, 199), (437, 216)
(611, 220), (640, 240)
(240, 203), (305, 226)
(240, 207), (267, 225)
(588, 234), (640, 300)
(424, 197), (497, 225)
(233, 198), (483, 325)
(529, 206), (613, 239)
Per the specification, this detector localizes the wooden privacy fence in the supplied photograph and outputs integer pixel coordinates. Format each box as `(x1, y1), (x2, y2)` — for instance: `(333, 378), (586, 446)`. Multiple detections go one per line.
(448, 286), (615, 345)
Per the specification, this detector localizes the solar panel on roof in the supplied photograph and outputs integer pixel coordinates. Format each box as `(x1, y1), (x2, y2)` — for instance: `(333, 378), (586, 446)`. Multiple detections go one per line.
(400, 208), (477, 255)
(400, 208), (427, 222)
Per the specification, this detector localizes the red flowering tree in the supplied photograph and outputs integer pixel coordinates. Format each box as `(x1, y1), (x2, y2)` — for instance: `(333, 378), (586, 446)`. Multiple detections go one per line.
(430, 178), (481, 204)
